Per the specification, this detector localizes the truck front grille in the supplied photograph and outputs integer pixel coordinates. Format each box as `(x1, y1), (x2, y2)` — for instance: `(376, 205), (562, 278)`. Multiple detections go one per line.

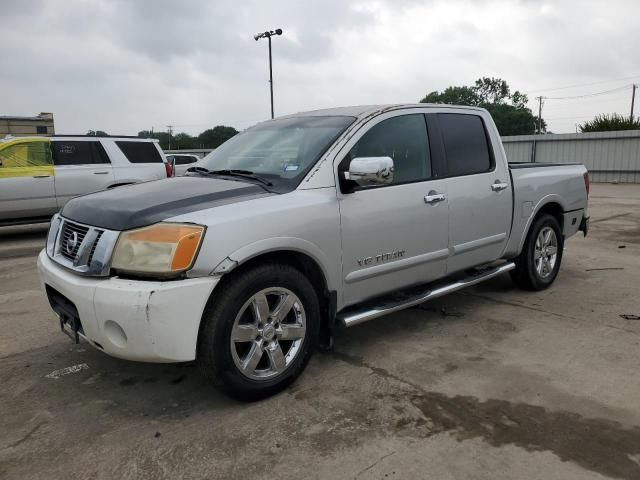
(46, 215), (120, 277)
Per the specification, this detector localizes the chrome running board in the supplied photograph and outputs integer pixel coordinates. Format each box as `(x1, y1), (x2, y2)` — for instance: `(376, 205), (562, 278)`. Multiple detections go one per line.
(336, 262), (515, 327)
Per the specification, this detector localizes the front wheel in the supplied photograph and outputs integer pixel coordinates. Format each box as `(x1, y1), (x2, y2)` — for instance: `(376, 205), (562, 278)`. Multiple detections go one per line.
(197, 263), (320, 400)
(511, 213), (564, 290)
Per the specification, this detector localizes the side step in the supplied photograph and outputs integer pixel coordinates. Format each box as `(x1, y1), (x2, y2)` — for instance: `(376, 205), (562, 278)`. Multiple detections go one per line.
(336, 262), (515, 328)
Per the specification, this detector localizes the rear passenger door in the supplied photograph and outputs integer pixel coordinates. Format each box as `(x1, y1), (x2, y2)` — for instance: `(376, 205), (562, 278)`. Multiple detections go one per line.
(52, 140), (115, 208)
(436, 112), (511, 274)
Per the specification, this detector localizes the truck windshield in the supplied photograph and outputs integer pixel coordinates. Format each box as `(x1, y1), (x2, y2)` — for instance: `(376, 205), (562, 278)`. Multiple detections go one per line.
(198, 116), (355, 188)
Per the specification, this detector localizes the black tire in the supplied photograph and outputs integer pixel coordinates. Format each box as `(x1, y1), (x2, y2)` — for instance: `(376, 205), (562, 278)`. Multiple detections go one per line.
(510, 213), (564, 291)
(197, 263), (320, 401)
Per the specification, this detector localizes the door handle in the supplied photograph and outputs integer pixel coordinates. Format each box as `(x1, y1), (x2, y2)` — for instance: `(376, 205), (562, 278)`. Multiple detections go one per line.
(424, 192), (446, 204)
(93, 171), (109, 175)
(33, 175), (51, 178)
(491, 182), (509, 192)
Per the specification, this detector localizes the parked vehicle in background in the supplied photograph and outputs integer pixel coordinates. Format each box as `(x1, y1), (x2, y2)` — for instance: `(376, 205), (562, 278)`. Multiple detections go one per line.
(0, 136), (170, 226)
(38, 104), (589, 400)
(165, 153), (200, 176)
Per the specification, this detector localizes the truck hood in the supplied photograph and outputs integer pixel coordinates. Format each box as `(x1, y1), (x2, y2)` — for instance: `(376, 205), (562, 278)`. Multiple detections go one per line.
(61, 176), (271, 231)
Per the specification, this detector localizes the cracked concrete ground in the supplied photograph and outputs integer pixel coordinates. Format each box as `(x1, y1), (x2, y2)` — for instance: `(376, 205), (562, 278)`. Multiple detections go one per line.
(1, 183), (639, 480)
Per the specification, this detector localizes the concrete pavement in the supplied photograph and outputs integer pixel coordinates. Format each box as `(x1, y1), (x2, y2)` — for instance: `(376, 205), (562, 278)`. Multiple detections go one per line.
(1, 184), (639, 480)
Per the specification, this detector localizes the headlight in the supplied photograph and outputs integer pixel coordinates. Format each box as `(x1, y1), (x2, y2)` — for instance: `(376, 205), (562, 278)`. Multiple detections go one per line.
(111, 223), (205, 277)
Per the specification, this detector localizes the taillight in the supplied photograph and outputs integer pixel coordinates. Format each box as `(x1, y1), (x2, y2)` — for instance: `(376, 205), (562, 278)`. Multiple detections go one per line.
(583, 171), (589, 199)
(164, 162), (172, 178)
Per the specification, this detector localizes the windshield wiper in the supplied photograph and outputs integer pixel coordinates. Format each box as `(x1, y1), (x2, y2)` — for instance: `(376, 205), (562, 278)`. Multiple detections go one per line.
(185, 166), (274, 187)
(185, 166), (212, 174)
(206, 169), (273, 187)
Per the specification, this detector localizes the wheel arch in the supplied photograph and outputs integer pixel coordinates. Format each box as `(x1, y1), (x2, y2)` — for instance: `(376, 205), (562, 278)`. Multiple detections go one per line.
(202, 241), (338, 349)
(516, 196), (566, 254)
(107, 182), (135, 189)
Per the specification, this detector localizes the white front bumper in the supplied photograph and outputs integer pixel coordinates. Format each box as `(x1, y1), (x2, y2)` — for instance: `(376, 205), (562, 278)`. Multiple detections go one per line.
(37, 250), (219, 362)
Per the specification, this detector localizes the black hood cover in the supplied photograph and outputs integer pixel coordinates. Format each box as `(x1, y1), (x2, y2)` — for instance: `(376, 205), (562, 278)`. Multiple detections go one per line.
(61, 176), (268, 231)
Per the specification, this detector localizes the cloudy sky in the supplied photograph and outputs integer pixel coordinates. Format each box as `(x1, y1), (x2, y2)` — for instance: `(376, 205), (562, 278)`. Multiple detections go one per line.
(2, 0), (639, 135)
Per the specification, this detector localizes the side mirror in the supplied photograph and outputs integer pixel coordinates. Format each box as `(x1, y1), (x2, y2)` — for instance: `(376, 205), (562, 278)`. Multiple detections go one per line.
(170, 158), (176, 177)
(345, 156), (394, 187)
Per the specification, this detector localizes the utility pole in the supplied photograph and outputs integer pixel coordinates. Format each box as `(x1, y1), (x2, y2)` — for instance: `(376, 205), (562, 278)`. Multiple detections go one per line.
(254, 29), (283, 119)
(631, 84), (637, 121)
(167, 125), (174, 150)
(536, 96), (544, 134)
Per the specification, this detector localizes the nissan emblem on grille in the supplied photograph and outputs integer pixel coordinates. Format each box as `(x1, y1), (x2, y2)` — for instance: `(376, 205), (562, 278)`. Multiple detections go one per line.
(66, 232), (79, 255)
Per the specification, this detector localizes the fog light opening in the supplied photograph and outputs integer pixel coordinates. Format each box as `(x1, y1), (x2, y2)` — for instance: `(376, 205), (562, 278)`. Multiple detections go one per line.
(104, 320), (127, 349)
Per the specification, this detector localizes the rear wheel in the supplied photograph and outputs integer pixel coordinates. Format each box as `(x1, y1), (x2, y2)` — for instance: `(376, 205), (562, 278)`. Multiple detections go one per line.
(511, 213), (563, 290)
(198, 263), (320, 400)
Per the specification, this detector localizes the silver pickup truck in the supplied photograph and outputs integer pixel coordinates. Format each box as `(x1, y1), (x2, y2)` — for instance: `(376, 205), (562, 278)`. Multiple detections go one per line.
(37, 104), (589, 399)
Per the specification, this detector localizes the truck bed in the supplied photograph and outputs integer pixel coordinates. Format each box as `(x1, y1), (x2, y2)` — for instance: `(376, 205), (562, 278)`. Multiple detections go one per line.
(509, 162), (580, 169)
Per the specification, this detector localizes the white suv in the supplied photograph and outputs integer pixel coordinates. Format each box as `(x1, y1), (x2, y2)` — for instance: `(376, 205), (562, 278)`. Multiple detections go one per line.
(0, 135), (170, 226)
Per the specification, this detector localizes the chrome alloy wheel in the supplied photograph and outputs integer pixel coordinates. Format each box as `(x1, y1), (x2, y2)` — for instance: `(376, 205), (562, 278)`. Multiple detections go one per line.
(230, 287), (306, 380)
(534, 226), (558, 279)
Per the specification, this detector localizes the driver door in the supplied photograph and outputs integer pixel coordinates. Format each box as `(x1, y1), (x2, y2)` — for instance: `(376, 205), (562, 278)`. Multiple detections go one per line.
(337, 112), (450, 307)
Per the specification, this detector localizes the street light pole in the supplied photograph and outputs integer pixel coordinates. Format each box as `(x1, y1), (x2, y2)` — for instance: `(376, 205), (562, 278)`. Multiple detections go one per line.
(268, 35), (274, 119)
(254, 28), (283, 120)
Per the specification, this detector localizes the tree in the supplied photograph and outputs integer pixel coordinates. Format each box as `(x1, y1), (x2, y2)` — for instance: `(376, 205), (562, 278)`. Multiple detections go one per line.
(420, 77), (545, 135)
(197, 126), (238, 148)
(87, 130), (108, 136)
(137, 125), (239, 150)
(579, 113), (640, 132)
(172, 133), (197, 150)
(422, 86), (479, 106)
(138, 130), (171, 149)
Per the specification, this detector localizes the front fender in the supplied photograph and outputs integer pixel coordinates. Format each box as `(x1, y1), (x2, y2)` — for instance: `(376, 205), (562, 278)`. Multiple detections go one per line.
(211, 237), (338, 292)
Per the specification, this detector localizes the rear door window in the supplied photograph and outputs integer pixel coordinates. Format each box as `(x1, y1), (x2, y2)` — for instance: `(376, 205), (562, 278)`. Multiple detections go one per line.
(439, 113), (493, 176)
(52, 141), (110, 165)
(116, 141), (163, 163)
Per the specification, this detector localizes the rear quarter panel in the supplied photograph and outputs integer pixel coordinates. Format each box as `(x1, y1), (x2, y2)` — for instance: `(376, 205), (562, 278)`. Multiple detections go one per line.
(503, 164), (588, 258)
(100, 139), (167, 185)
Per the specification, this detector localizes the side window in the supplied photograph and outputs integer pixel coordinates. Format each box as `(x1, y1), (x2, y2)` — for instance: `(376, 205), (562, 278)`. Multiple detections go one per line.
(116, 141), (163, 163)
(52, 141), (110, 165)
(175, 155), (198, 165)
(348, 114), (431, 185)
(0, 141), (52, 169)
(439, 114), (492, 177)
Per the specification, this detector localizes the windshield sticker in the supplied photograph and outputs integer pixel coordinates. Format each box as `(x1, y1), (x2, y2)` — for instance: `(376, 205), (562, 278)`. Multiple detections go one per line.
(284, 165), (299, 171)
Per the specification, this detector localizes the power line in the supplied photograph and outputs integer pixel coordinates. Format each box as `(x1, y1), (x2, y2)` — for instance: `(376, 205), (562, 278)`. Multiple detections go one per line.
(544, 84), (631, 100)
(528, 75), (640, 94)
